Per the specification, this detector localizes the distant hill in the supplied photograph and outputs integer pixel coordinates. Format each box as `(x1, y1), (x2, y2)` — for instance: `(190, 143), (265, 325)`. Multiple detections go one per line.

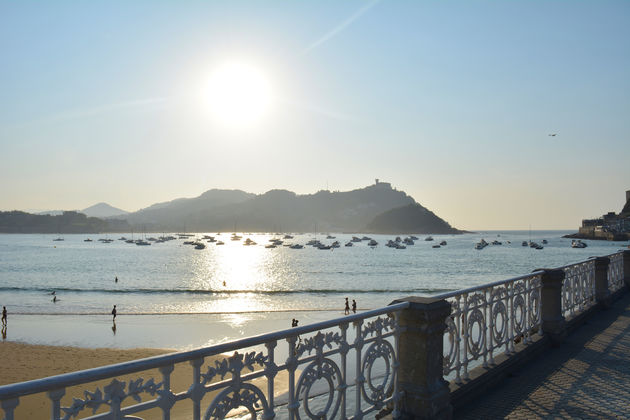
(364, 203), (461, 234)
(1, 181), (463, 234)
(122, 181), (460, 234)
(124, 189), (256, 229)
(0, 211), (130, 233)
(82, 202), (128, 218)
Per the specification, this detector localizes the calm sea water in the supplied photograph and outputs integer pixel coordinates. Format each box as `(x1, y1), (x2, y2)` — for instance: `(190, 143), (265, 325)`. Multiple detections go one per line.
(1, 231), (627, 317)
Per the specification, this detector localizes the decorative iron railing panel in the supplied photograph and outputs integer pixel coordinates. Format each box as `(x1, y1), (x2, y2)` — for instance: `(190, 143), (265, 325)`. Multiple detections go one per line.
(561, 259), (596, 318)
(608, 252), (625, 293)
(0, 304), (406, 420)
(437, 272), (543, 383)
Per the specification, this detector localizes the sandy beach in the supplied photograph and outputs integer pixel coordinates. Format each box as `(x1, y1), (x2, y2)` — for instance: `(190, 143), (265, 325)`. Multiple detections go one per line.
(0, 341), (293, 419)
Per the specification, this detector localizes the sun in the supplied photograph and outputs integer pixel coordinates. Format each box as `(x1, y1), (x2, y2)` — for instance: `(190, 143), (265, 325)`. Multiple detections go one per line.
(204, 60), (273, 128)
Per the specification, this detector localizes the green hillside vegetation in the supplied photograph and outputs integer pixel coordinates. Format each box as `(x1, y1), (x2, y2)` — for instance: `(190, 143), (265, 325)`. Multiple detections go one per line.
(364, 203), (461, 234)
(1, 182), (463, 234)
(0, 211), (129, 233)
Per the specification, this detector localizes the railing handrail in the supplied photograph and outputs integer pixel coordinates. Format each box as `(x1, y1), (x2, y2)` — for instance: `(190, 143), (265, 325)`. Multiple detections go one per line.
(0, 302), (409, 400)
(434, 270), (545, 300)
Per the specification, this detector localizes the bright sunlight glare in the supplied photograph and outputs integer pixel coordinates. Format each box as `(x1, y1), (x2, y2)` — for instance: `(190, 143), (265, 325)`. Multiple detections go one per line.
(204, 61), (273, 128)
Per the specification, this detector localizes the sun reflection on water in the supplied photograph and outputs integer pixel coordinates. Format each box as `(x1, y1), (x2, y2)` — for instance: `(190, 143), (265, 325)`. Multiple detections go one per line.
(182, 235), (284, 313)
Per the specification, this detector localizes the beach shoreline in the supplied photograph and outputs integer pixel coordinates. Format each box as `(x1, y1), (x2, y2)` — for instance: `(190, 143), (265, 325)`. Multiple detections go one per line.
(0, 310), (343, 350)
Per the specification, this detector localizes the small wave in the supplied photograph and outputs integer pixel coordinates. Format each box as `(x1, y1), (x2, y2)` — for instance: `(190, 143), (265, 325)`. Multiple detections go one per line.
(0, 286), (454, 295)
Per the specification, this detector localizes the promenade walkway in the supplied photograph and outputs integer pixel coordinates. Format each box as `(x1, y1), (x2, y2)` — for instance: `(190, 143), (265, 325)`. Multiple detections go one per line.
(455, 291), (630, 419)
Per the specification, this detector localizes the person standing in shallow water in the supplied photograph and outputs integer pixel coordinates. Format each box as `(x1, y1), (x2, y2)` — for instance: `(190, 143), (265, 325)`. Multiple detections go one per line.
(344, 298), (350, 315)
(111, 305), (117, 322)
(1, 306), (6, 326)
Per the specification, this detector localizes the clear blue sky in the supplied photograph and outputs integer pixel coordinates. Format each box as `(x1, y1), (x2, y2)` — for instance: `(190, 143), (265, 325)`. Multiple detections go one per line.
(1, 1), (629, 229)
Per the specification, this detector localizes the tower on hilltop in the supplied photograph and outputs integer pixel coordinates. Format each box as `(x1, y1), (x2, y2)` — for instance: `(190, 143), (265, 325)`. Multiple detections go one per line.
(374, 179), (392, 188)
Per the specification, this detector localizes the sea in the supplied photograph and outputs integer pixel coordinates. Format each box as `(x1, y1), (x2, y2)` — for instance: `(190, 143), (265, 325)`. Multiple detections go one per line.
(0, 231), (627, 349)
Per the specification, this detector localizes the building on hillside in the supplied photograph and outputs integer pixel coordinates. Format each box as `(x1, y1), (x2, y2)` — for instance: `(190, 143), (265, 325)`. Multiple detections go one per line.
(578, 190), (630, 240)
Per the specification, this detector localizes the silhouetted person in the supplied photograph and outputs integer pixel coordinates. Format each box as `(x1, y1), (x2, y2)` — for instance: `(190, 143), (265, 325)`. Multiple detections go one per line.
(352, 299), (356, 314)
(292, 318), (299, 327)
(115, 276), (118, 283)
(112, 305), (117, 322)
(53, 296), (57, 303)
(1, 306), (6, 326)
(344, 298), (350, 315)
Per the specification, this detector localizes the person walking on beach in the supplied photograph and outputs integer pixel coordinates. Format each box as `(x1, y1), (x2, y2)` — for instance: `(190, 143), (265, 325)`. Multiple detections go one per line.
(1, 306), (6, 326)
(352, 299), (356, 314)
(344, 298), (350, 315)
(111, 305), (117, 321)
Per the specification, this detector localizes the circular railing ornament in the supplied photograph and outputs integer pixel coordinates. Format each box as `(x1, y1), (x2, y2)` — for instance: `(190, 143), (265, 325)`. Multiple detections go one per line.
(295, 358), (342, 419)
(361, 340), (396, 406)
(491, 300), (507, 343)
(466, 308), (486, 357)
(204, 383), (270, 420)
(443, 315), (458, 375)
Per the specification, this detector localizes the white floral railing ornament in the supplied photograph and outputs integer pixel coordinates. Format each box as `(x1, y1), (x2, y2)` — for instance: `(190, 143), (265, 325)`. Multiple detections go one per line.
(439, 272), (543, 383)
(561, 259), (596, 318)
(608, 252), (625, 293)
(0, 304), (406, 420)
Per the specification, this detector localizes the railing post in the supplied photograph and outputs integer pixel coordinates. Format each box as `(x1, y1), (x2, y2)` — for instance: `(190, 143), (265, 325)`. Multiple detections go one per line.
(623, 250), (630, 288)
(540, 269), (566, 346)
(390, 297), (452, 420)
(594, 257), (611, 308)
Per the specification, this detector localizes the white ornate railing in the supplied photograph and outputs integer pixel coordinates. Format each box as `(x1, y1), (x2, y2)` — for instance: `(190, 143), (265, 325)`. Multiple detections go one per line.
(608, 252), (625, 293)
(437, 272), (543, 384)
(0, 304), (407, 420)
(561, 259), (596, 318)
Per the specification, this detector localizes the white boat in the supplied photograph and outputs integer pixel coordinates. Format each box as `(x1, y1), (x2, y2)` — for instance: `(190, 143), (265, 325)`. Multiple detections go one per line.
(475, 239), (488, 250)
(571, 240), (587, 248)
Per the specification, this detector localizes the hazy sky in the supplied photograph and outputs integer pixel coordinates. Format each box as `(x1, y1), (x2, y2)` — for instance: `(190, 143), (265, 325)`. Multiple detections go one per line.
(1, 1), (629, 230)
